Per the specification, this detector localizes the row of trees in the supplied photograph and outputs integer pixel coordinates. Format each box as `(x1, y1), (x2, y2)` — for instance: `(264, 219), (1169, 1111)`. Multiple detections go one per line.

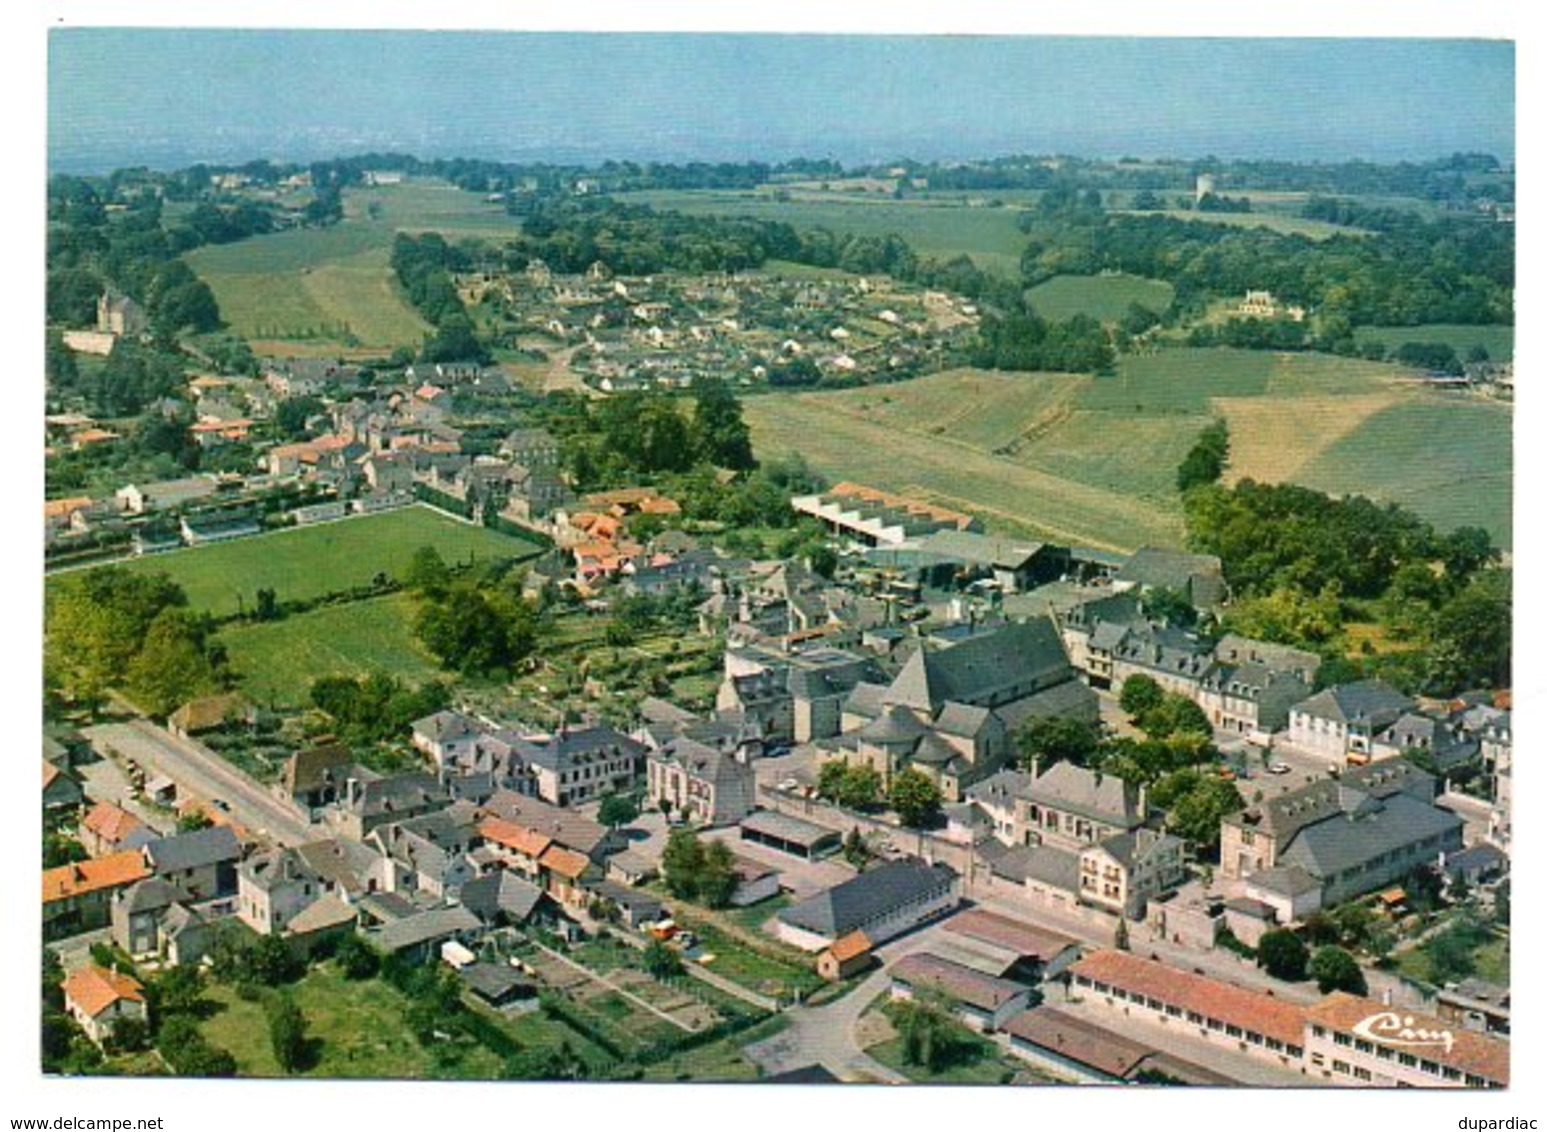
(815, 761), (943, 829)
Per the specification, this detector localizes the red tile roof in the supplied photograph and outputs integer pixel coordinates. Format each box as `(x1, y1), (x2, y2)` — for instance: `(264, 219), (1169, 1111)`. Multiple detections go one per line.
(826, 930), (872, 963)
(82, 800), (143, 844)
(477, 817), (553, 859)
(62, 965), (145, 1018)
(1070, 950), (1308, 1047)
(42, 851), (150, 904)
(1305, 991), (1509, 1085)
(538, 844), (592, 880)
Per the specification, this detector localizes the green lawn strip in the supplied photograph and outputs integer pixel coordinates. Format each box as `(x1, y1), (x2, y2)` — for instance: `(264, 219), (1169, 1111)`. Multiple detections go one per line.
(865, 1034), (1028, 1085)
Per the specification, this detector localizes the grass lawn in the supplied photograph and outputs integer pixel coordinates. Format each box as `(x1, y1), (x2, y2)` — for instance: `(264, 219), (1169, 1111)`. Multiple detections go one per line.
(217, 592), (446, 709)
(101, 504), (543, 617)
(866, 1034), (1032, 1085)
(1078, 348), (1280, 414)
(200, 966), (506, 1079)
(1026, 274), (1176, 323)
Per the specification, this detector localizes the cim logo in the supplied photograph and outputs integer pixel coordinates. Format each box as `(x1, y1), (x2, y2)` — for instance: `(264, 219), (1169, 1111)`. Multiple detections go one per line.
(1350, 1012), (1455, 1054)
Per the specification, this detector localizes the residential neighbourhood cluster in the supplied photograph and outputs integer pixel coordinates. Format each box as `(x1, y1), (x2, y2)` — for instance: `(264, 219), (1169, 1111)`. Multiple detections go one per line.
(41, 147), (1511, 1089)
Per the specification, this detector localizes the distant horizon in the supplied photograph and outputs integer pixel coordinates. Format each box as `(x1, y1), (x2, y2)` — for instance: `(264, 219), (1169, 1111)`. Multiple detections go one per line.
(47, 31), (1514, 174)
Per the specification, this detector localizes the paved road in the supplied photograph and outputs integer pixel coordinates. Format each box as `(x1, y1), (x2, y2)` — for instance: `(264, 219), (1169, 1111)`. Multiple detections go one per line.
(83, 719), (317, 847)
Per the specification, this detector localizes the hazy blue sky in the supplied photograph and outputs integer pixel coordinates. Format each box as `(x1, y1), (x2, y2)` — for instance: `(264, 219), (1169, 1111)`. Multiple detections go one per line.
(48, 30), (1514, 170)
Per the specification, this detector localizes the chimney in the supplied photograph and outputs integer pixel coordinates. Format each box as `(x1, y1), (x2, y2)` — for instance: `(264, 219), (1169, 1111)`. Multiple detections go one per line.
(1138, 783), (1148, 815)
(1030, 757), (1041, 780)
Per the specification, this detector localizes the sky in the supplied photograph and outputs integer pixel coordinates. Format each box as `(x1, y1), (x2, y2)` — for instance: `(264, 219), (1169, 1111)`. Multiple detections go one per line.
(47, 30), (1515, 171)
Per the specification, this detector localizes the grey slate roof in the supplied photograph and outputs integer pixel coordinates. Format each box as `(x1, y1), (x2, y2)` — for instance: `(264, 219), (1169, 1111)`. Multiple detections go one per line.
(981, 843), (1082, 891)
(514, 726), (646, 772)
(1095, 828), (1182, 871)
(460, 961), (537, 1001)
(374, 905), (482, 952)
(458, 871), (546, 924)
(1232, 758), (1436, 843)
(1247, 865), (1323, 898)
(143, 826), (241, 874)
(859, 705), (931, 746)
(1114, 546), (1224, 593)
(1292, 679), (1414, 726)
(886, 617), (1072, 713)
(1279, 792), (1462, 881)
(777, 857), (956, 939)
(119, 877), (190, 915)
(1019, 762), (1144, 830)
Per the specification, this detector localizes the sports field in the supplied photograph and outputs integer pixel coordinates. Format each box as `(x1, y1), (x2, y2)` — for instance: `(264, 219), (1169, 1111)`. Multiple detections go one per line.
(108, 505), (543, 618)
(1025, 274), (1175, 323)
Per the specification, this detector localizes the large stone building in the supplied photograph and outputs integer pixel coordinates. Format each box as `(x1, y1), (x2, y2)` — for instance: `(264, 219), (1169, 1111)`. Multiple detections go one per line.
(1220, 759), (1462, 920)
(645, 737), (757, 826)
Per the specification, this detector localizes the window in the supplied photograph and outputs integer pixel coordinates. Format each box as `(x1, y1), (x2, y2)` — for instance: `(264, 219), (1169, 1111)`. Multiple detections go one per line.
(1398, 1053), (1418, 1068)
(1355, 1039), (1373, 1054)
(1354, 1067), (1372, 1082)
(1187, 1011), (1204, 1025)
(1333, 1060), (1350, 1075)
(1311, 1025), (1327, 1038)
(1165, 1004), (1182, 1018)
(1421, 1060), (1441, 1077)
(1225, 1024), (1243, 1038)
(1333, 1032), (1353, 1047)
(1375, 1045), (1394, 1061)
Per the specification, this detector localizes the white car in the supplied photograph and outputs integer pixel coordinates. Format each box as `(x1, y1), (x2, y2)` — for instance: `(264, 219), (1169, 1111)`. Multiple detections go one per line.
(1267, 763), (1293, 775)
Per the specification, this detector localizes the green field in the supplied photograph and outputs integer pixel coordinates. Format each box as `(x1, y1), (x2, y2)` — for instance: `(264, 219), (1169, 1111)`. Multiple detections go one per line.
(746, 348), (1510, 551)
(200, 967), (507, 1079)
(1353, 324), (1515, 362)
(621, 189), (1032, 276)
(186, 179), (514, 352)
(1294, 397), (1513, 547)
(219, 592), (444, 708)
(745, 375), (1188, 551)
(104, 505), (543, 617)
(1026, 274), (1176, 323)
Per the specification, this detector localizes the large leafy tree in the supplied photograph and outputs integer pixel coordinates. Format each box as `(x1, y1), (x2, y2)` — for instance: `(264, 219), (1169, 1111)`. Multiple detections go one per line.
(1257, 929), (1309, 981)
(124, 608), (221, 717)
(1309, 946), (1368, 995)
(691, 376), (755, 470)
(1017, 716), (1101, 769)
(889, 768), (943, 829)
(45, 567), (188, 705)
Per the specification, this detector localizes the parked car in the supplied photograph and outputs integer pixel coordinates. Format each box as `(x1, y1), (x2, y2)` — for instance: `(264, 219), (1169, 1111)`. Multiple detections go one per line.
(1267, 763), (1293, 775)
